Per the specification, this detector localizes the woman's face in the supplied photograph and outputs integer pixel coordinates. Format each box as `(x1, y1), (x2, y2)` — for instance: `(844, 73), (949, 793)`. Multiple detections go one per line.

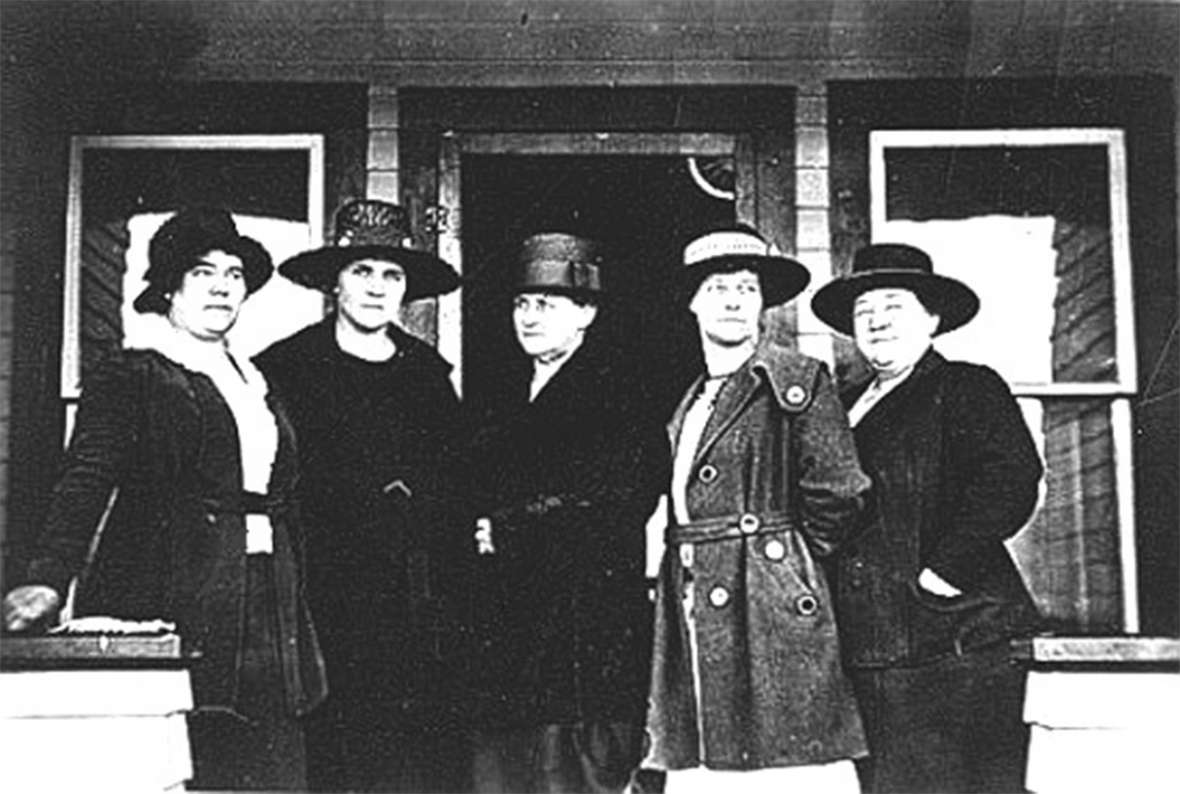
(689, 269), (764, 347)
(852, 288), (940, 376)
(335, 258), (407, 332)
(167, 249), (248, 341)
(512, 291), (597, 363)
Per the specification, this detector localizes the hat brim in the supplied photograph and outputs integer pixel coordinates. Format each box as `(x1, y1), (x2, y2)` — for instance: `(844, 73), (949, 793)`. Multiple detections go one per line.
(513, 284), (606, 304)
(681, 254), (811, 307)
(811, 270), (980, 336)
(133, 235), (273, 314)
(279, 245), (460, 301)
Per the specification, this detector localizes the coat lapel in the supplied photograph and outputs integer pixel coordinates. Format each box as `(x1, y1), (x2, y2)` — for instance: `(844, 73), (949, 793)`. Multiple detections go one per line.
(852, 348), (945, 437)
(692, 365), (761, 468)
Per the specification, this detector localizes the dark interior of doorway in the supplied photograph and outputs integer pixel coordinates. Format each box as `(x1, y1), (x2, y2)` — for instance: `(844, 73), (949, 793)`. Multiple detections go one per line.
(461, 155), (733, 421)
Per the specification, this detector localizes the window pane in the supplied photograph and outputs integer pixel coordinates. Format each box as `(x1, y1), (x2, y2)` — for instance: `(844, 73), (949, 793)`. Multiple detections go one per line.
(881, 144), (1119, 386)
(1008, 397), (1125, 632)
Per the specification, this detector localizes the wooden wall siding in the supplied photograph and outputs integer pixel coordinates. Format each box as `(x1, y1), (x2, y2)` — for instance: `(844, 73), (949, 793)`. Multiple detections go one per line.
(153, 1), (1177, 86)
(1027, 398), (1123, 630)
(0, 223), (12, 562)
(1052, 221), (1117, 383)
(78, 222), (130, 387)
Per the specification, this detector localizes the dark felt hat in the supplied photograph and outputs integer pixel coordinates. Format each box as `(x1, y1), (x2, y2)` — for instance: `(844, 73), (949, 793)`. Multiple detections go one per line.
(134, 207), (273, 315)
(513, 232), (605, 300)
(811, 243), (980, 336)
(680, 225), (811, 307)
(278, 199), (459, 301)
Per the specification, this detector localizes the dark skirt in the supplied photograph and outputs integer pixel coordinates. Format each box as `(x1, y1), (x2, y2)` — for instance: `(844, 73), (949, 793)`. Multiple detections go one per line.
(187, 554), (308, 791)
(850, 643), (1029, 794)
(471, 720), (645, 794)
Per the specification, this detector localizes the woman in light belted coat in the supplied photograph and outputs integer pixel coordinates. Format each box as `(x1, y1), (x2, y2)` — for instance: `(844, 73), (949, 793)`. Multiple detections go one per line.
(645, 226), (871, 793)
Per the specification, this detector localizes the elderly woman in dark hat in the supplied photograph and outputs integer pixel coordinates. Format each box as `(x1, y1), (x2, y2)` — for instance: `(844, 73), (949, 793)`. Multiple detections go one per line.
(253, 199), (468, 793)
(642, 224), (871, 793)
(2, 207), (328, 790)
(465, 232), (669, 794)
(810, 242), (1044, 793)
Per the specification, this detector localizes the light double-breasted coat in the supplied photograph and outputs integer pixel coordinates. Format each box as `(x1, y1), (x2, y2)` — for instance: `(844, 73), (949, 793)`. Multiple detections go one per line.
(646, 340), (871, 771)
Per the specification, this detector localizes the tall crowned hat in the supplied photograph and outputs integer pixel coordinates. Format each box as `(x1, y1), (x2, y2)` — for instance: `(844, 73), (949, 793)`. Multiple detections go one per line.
(680, 225), (811, 307)
(514, 232), (605, 300)
(811, 243), (980, 336)
(279, 199), (459, 301)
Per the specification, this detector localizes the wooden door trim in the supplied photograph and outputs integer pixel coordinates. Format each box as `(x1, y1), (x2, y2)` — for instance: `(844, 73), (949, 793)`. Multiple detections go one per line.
(436, 131), (743, 397)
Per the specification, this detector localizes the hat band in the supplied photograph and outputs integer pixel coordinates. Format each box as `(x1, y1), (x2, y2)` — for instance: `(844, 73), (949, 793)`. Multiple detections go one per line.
(522, 259), (601, 291)
(335, 232), (414, 248)
(684, 231), (774, 266)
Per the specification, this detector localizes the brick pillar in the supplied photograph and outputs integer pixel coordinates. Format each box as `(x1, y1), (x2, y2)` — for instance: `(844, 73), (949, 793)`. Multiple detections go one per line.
(366, 85), (438, 343)
(794, 81), (835, 368)
(367, 85), (400, 200)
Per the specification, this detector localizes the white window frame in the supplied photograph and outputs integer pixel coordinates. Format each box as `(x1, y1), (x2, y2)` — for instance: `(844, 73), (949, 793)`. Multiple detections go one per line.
(869, 128), (1140, 632)
(61, 134), (325, 400)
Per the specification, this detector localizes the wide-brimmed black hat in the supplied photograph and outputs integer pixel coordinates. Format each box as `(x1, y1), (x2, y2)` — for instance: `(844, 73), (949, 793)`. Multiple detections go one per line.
(279, 199), (459, 301)
(513, 232), (605, 301)
(811, 243), (980, 336)
(134, 207), (273, 315)
(680, 225), (811, 307)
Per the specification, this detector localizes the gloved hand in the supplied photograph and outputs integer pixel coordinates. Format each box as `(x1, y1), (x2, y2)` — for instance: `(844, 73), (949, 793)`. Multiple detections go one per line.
(3, 585), (62, 633)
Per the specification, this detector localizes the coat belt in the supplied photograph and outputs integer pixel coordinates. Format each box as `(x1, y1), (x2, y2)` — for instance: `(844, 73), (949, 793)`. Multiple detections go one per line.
(668, 512), (795, 545)
(200, 491), (292, 516)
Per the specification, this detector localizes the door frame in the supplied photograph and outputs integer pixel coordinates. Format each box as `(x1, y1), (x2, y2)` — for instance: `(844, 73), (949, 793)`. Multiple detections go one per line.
(435, 132), (743, 395)
(398, 86), (798, 396)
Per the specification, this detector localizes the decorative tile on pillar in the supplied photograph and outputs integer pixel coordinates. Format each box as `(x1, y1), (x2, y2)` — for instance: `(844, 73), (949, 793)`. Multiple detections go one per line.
(368, 86), (399, 129)
(367, 171), (399, 201)
(795, 127), (829, 168)
(796, 168), (829, 208)
(368, 130), (399, 171)
(796, 209), (830, 251)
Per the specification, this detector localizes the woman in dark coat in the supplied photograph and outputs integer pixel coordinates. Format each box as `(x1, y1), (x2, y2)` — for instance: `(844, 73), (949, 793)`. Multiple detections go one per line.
(644, 226), (871, 793)
(811, 242), (1045, 793)
(253, 199), (468, 793)
(466, 233), (670, 793)
(2, 207), (328, 791)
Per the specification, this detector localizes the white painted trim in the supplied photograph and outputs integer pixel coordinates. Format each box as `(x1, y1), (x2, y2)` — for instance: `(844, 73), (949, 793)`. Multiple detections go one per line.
(437, 135), (463, 397)
(60, 134), (326, 399)
(1010, 383), (1138, 398)
(1106, 131), (1138, 392)
(1112, 398), (1140, 634)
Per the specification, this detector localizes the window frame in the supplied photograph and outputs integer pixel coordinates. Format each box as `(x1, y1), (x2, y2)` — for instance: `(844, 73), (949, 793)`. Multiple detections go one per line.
(869, 127), (1140, 632)
(60, 133), (326, 401)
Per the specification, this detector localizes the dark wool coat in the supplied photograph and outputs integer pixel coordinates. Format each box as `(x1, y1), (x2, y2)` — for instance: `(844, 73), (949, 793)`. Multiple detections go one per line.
(834, 349), (1044, 668)
(646, 341), (871, 771)
(23, 349), (327, 717)
(466, 338), (670, 729)
(254, 318), (471, 722)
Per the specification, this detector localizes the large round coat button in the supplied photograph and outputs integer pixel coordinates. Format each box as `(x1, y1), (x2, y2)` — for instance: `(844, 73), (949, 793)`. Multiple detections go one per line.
(698, 464), (718, 484)
(739, 513), (760, 534)
(764, 539), (786, 560)
(795, 593), (819, 616)
(785, 385), (808, 406)
(709, 586), (730, 608)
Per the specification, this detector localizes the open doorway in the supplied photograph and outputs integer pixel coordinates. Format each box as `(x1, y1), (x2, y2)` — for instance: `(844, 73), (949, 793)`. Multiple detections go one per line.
(460, 154), (733, 419)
